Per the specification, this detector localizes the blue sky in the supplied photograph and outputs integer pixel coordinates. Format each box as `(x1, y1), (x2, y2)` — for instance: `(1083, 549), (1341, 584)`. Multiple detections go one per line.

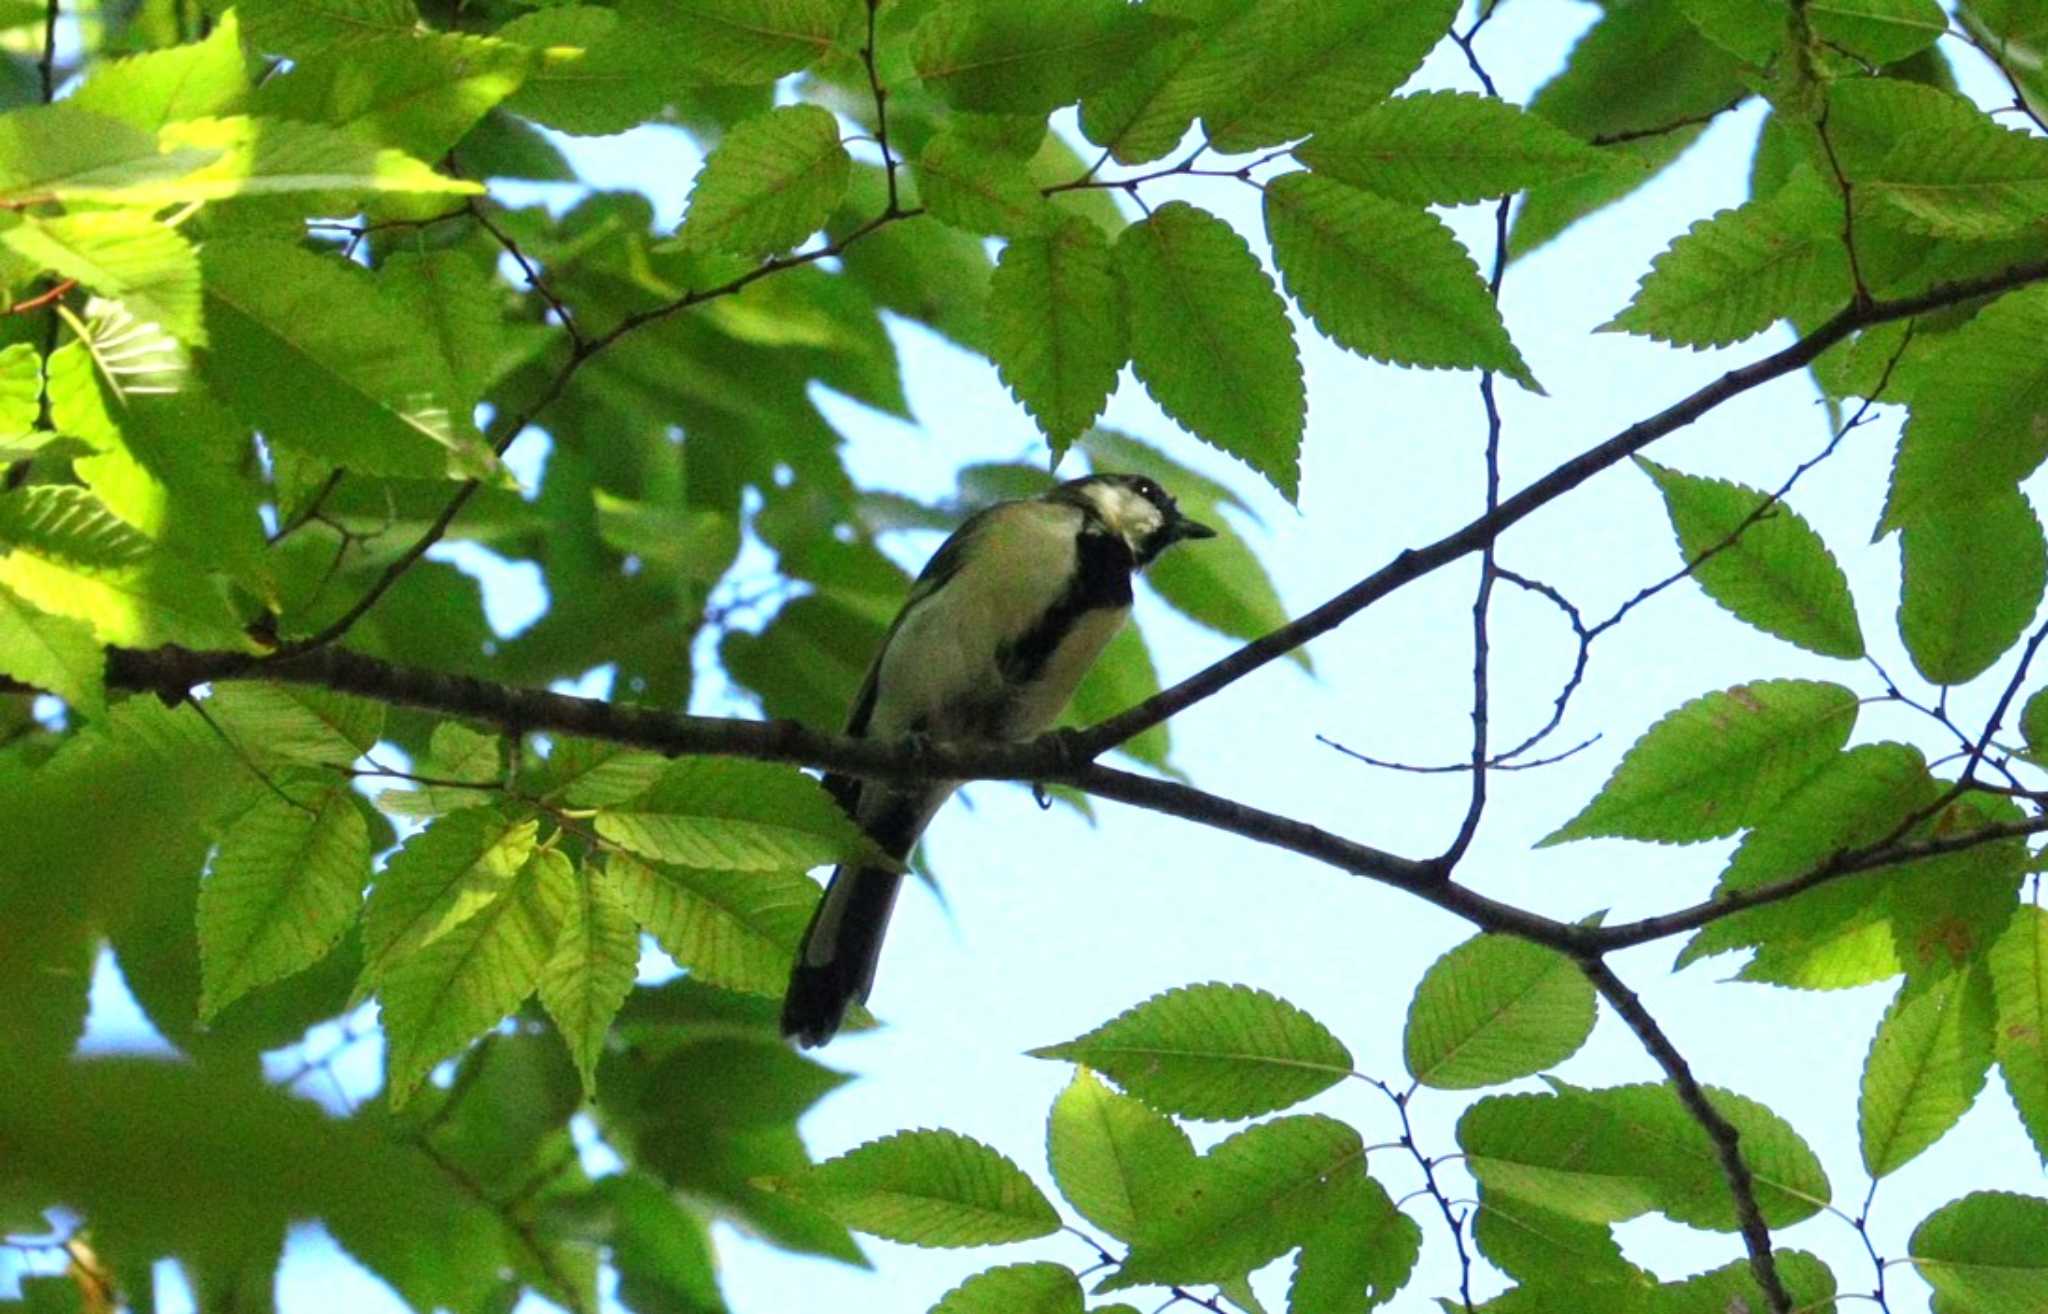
(39, 5), (2048, 1312)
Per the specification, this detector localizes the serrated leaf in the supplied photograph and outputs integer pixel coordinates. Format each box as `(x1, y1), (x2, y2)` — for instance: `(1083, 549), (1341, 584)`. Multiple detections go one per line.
(359, 809), (540, 986)
(1285, 1172), (1421, 1314)
(1184, 0), (1457, 154)
(249, 32), (532, 163)
(1046, 1067), (1197, 1244)
(198, 783), (371, 1018)
(1459, 1081), (1830, 1231)
(1264, 171), (1539, 391)
(596, 758), (876, 872)
(538, 858), (638, 1098)
(912, 0), (1178, 114)
(1898, 487), (2047, 686)
(0, 342), (40, 456)
(534, 738), (668, 808)
(1108, 1115), (1371, 1289)
(1030, 982), (1351, 1120)
(1810, 0), (1947, 62)
(988, 217), (1124, 453)
(1, 212), (203, 346)
(68, 10), (251, 131)
(377, 721), (502, 818)
(0, 485), (245, 649)
(1471, 1187), (1645, 1289)
(614, 0), (854, 85)
(378, 249), (503, 426)
(930, 1263), (1083, 1314)
(1405, 934), (1596, 1090)
(1637, 458), (1864, 659)
(1882, 286), (2048, 532)
(0, 580), (104, 718)
(1859, 966), (1996, 1177)
(381, 847), (573, 1106)
(1117, 202), (1303, 501)
(608, 853), (816, 997)
(2024, 688), (2048, 761)
(1542, 679), (1858, 845)
(1509, 4), (1745, 258)
(498, 7), (672, 137)
(1989, 907), (2048, 1161)
(237, 0), (420, 57)
(1295, 90), (1613, 206)
(202, 241), (495, 481)
(679, 105), (850, 257)
(918, 132), (1055, 238)
(207, 682), (384, 768)
(1910, 1191), (2048, 1314)
(768, 1129), (1059, 1246)
(1605, 180), (1852, 350)
(1863, 112), (2048, 238)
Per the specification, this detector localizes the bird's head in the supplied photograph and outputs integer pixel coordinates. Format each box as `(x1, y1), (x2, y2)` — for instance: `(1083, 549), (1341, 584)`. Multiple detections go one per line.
(1056, 473), (1217, 567)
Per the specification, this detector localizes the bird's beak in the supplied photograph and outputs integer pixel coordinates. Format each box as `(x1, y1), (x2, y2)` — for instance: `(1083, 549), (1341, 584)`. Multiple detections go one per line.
(1169, 512), (1218, 542)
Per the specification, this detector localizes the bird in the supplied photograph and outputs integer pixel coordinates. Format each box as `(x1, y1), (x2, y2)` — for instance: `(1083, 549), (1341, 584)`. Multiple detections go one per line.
(780, 472), (1217, 1046)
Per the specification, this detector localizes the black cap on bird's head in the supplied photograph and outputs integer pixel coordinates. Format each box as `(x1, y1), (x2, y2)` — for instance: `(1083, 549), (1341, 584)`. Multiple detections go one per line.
(1054, 472), (1217, 567)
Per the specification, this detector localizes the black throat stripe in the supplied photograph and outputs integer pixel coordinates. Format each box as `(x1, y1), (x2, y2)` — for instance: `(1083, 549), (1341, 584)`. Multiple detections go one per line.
(998, 527), (1134, 687)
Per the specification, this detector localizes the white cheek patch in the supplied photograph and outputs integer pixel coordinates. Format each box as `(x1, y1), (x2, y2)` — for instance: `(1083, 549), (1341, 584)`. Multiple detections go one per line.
(1084, 483), (1163, 547)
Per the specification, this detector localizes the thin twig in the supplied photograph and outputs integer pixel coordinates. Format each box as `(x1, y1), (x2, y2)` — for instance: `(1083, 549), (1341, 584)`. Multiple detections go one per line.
(1576, 956), (1791, 1314)
(38, 0), (58, 102)
(1589, 96), (1750, 147)
(1363, 1075), (1475, 1311)
(860, 0), (901, 214)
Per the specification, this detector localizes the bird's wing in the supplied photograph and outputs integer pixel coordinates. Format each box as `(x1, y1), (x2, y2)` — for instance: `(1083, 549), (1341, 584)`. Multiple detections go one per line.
(824, 504), (1003, 808)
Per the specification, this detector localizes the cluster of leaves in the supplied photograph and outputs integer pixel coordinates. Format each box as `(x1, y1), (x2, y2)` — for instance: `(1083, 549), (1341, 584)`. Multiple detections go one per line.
(6, 0), (2048, 1311)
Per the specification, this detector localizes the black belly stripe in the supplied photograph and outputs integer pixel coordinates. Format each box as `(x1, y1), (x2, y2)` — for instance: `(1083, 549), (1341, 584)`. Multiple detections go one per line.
(998, 528), (1133, 687)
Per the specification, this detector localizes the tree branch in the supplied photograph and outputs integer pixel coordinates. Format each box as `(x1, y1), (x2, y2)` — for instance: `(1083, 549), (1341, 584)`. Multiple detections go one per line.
(1576, 956), (1791, 1314)
(1078, 257), (2048, 757)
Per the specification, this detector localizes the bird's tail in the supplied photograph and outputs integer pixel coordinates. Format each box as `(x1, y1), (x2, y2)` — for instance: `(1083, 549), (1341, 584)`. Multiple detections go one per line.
(781, 863), (904, 1047)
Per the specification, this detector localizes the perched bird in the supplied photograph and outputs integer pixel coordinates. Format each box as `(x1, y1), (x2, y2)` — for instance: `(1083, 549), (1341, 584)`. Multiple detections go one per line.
(780, 473), (1217, 1046)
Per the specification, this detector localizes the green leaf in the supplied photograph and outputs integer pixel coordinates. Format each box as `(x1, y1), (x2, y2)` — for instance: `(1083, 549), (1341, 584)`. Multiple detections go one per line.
(613, 0), (855, 86)
(1471, 1188), (1645, 1290)
(202, 241), (495, 481)
(67, 9), (251, 131)
(911, 0), (1179, 114)
(236, 0), (421, 58)
(1459, 1081), (1830, 1230)
(1117, 202), (1303, 501)
(206, 682), (384, 768)
(249, 32), (533, 162)
(767, 1129), (1060, 1247)
(1655, 1251), (1840, 1314)
(988, 216), (1124, 453)
(1898, 487), (2047, 686)
(377, 249), (505, 426)
(0, 485), (246, 649)
(1862, 110), (2048, 239)
(1108, 1114), (1375, 1289)
(1285, 1171), (1421, 1313)
(1636, 458), (1864, 659)
(1045, 1067), (1197, 1245)
(917, 132), (1056, 238)
(1076, 0), (1247, 167)
(198, 782), (372, 1018)
(1509, 4), (1745, 257)
(678, 105), (851, 257)
(498, 6), (672, 137)
(1294, 90), (1613, 206)
(359, 808), (541, 986)
(1542, 680), (1858, 845)
(1910, 1191), (2048, 1314)
(1989, 907), (2048, 1161)
(2024, 687), (2048, 761)
(1264, 171), (1539, 391)
(1183, 0), (1457, 154)
(534, 738), (668, 808)
(0, 342), (40, 458)
(376, 721), (502, 817)
(1029, 982), (1351, 1120)
(1859, 966), (1996, 1177)
(538, 857), (639, 1099)
(1404, 934), (1596, 1090)
(930, 1263), (1083, 1314)
(381, 847), (574, 1106)
(591, 1173), (728, 1314)
(1605, 178), (1852, 350)
(608, 853), (816, 997)
(597, 758), (875, 872)
(1809, 0), (1947, 62)
(0, 580), (104, 719)
(1, 213), (202, 346)
(1882, 286), (2048, 531)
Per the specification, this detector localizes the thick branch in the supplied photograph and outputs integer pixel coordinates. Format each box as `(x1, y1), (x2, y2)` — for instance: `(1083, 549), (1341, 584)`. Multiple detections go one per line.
(1577, 956), (1791, 1314)
(1080, 257), (2048, 756)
